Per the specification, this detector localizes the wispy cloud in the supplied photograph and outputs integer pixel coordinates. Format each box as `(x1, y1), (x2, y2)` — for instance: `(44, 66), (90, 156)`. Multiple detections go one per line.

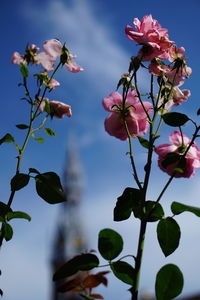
(23, 0), (149, 91)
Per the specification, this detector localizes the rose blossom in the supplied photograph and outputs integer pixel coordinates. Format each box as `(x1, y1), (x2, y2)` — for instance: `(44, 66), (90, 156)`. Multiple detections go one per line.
(102, 90), (153, 140)
(158, 86), (191, 113)
(125, 15), (174, 61)
(37, 98), (72, 119)
(11, 52), (26, 65)
(49, 78), (60, 89)
(155, 131), (200, 178)
(149, 61), (192, 87)
(36, 39), (83, 72)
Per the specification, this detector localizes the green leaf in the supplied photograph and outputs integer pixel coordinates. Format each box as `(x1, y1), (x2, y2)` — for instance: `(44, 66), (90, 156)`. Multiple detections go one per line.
(44, 101), (51, 114)
(114, 188), (142, 221)
(10, 173), (30, 191)
(35, 137), (44, 143)
(16, 124), (29, 130)
(44, 128), (56, 137)
(143, 201), (164, 222)
(20, 63), (29, 78)
(35, 172), (66, 204)
(138, 137), (150, 149)
(2, 223), (13, 241)
(155, 264), (184, 300)
(0, 133), (14, 145)
(98, 228), (123, 261)
(53, 253), (99, 281)
(6, 211), (31, 222)
(171, 202), (200, 217)
(111, 261), (135, 285)
(162, 112), (189, 127)
(157, 217), (181, 257)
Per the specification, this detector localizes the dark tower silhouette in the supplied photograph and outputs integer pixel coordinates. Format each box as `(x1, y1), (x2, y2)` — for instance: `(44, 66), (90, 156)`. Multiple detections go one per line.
(51, 137), (86, 300)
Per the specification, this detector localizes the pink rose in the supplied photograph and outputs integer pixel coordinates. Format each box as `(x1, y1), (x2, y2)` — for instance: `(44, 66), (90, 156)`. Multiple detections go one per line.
(168, 45), (186, 62)
(125, 15), (174, 61)
(103, 90), (153, 140)
(11, 52), (26, 65)
(49, 78), (60, 89)
(155, 131), (200, 178)
(149, 61), (191, 87)
(49, 101), (72, 119)
(158, 87), (191, 113)
(37, 98), (72, 119)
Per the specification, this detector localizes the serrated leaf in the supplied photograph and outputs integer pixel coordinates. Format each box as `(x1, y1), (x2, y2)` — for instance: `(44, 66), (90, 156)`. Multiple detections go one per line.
(157, 217), (180, 257)
(6, 211), (31, 222)
(155, 264), (184, 300)
(35, 172), (66, 204)
(2, 223), (13, 241)
(10, 173), (30, 191)
(20, 63), (29, 78)
(162, 112), (189, 127)
(171, 201), (200, 217)
(111, 261), (135, 285)
(138, 137), (150, 149)
(53, 253), (99, 281)
(35, 137), (44, 143)
(0, 133), (14, 145)
(98, 228), (123, 261)
(16, 124), (29, 130)
(44, 128), (56, 136)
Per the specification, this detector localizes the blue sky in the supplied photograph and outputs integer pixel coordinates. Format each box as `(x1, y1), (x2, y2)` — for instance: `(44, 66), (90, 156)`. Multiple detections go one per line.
(1, 0), (200, 299)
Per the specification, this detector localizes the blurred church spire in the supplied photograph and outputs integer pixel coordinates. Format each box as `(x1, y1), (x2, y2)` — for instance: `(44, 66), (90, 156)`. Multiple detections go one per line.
(51, 134), (86, 300)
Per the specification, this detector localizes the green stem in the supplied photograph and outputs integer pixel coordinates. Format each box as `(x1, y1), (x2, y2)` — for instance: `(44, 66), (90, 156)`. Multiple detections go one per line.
(130, 220), (147, 300)
(124, 120), (142, 190)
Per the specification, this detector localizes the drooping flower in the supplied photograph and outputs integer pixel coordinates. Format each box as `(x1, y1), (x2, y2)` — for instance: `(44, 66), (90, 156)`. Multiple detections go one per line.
(149, 60), (192, 87)
(102, 90), (153, 140)
(155, 131), (200, 178)
(158, 86), (191, 113)
(36, 97), (72, 119)
(11, 52), (26, 65)
(125, 15), (174, 61)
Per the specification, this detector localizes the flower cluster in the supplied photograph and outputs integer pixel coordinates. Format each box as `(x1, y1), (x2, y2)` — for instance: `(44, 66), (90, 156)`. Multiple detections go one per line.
(102, 14), (200, 178)
(12, 39), (83, 120)
(11, 39), (84, 73)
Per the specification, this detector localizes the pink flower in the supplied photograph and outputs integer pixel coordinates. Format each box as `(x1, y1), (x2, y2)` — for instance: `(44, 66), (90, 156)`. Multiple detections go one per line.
(125, 15), (174, 61)
(37, 98), (72, 119)
(172, 87), (191, 105)
(155, 131), (200, 178)
(42, 39), (62, 59)
(49, 100), (72, 119)
(149, 61), (191, 87)
(168, 45), (186, 62)
(65, 60), (84, 73)
(103, 90), (153, 140)
(158, 87), (191, 114)
(11, 52), (26, 65)
(49, 78), (60, 89)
